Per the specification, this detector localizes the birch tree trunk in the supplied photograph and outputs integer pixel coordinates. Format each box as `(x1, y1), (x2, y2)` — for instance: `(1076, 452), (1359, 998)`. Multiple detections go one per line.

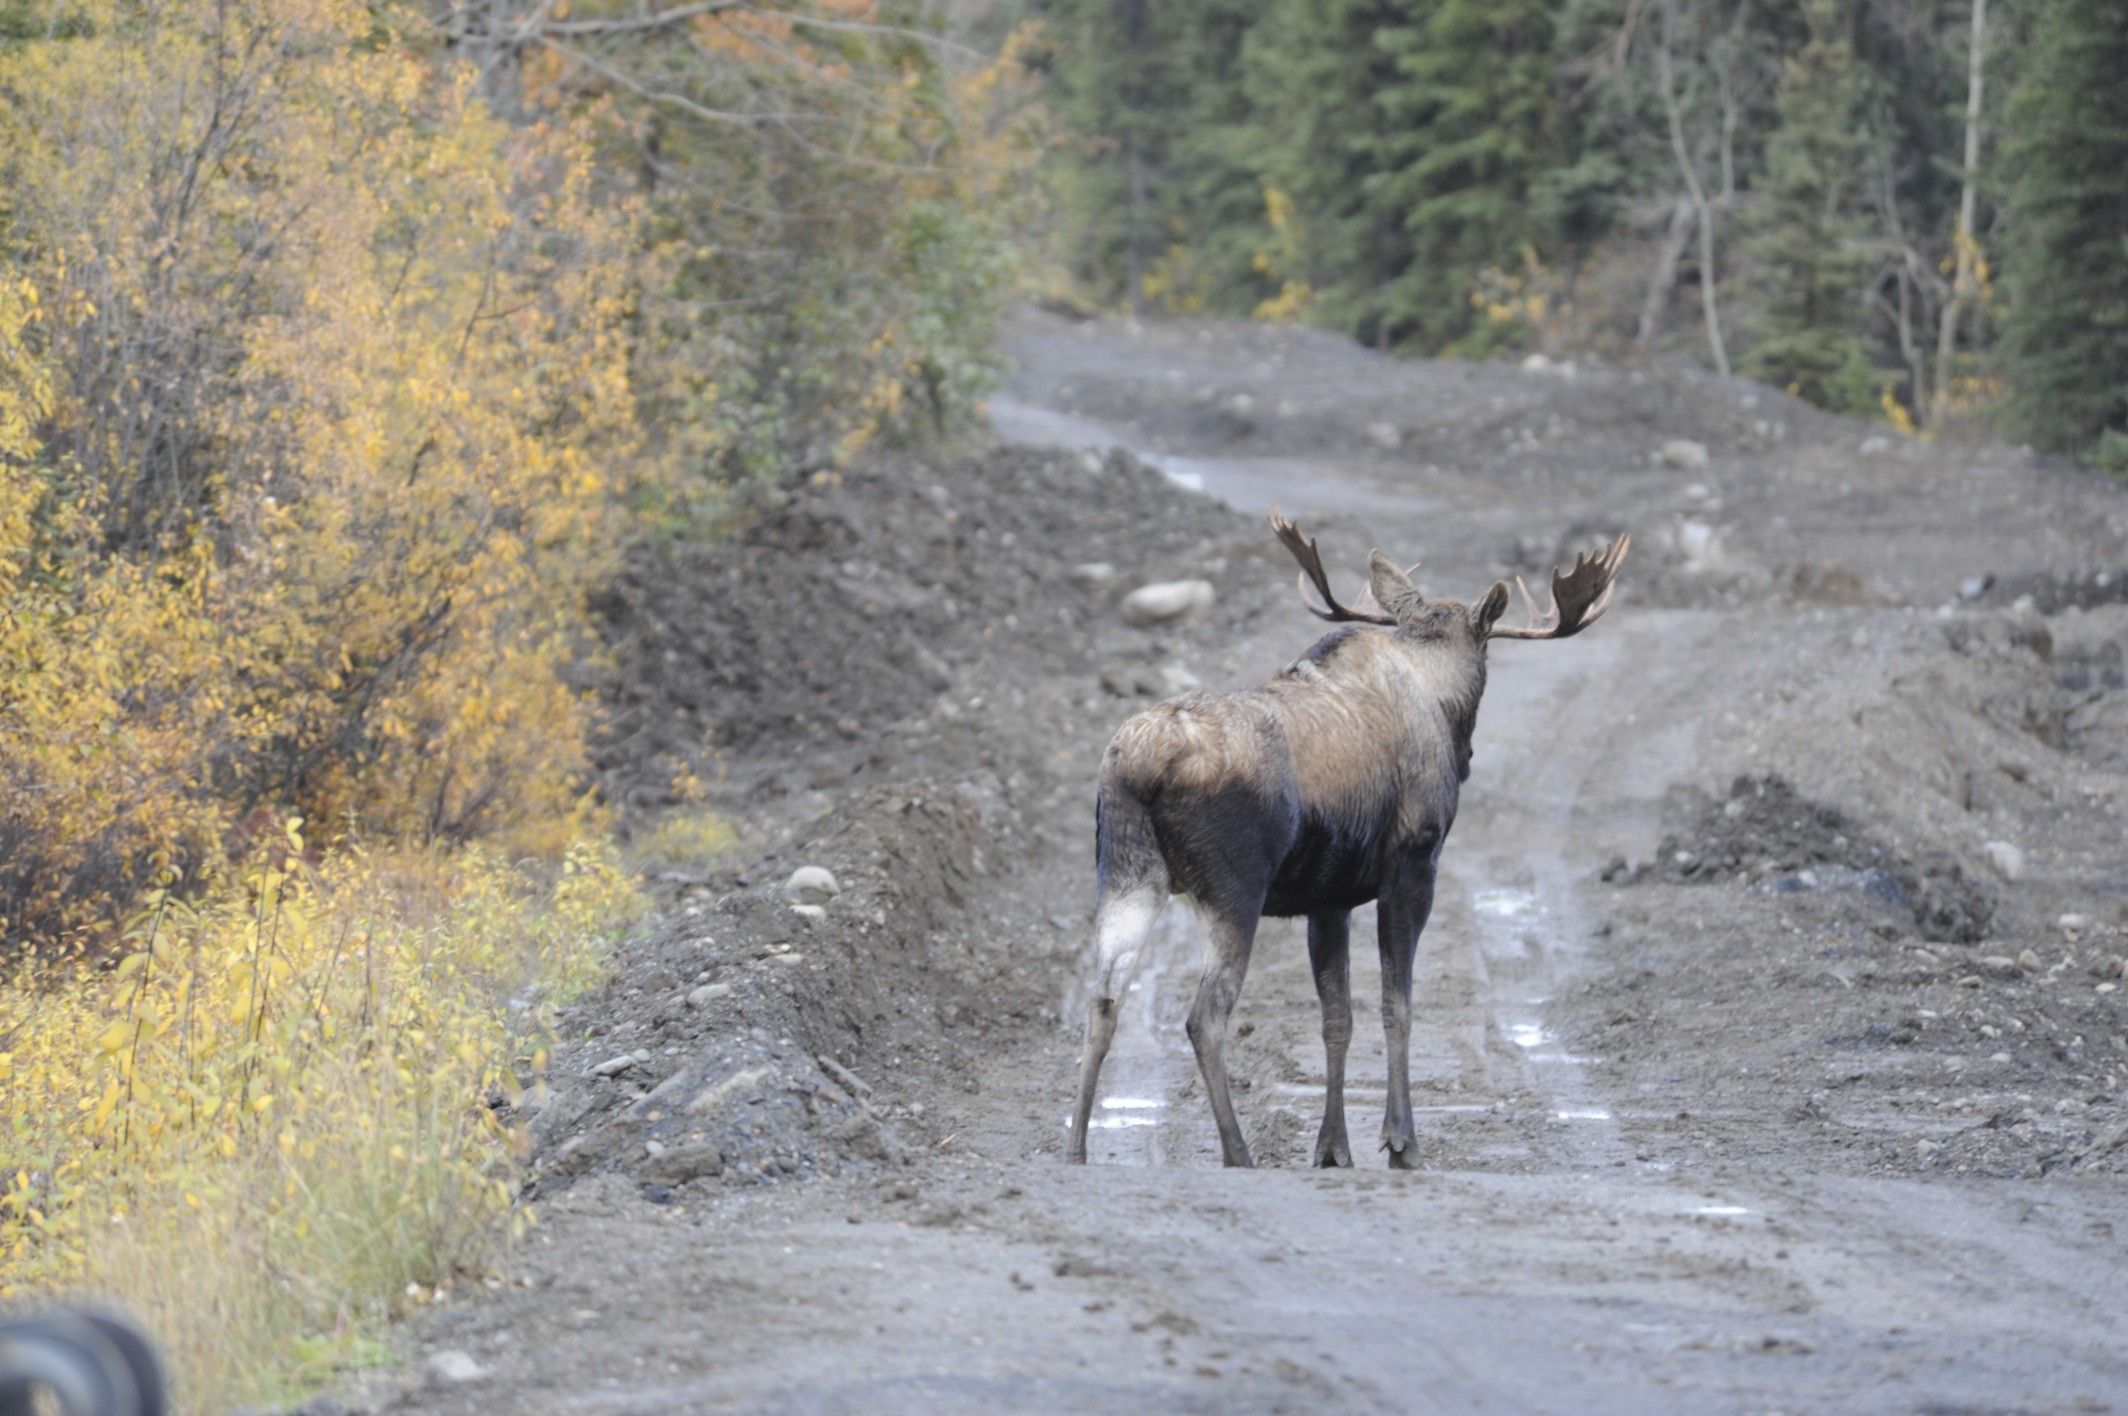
(1933, 0), (1988, 422)
(1657, 0), (1732, 377)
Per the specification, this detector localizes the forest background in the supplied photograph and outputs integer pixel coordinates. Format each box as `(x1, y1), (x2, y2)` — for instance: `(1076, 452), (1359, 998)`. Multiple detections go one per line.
(1, 0), (2121, 1406)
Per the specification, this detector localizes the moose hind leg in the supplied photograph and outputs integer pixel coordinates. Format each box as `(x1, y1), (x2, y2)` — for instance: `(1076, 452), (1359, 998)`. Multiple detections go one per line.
(1378, 863), (1437, 1170)
(1067, 886), (1164, 1163)
(1307, 909), (1354, 1168)
(1185, 910), (1260, 1168)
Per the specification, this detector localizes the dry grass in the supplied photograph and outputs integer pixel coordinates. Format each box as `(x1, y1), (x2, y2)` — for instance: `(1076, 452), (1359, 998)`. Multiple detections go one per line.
(0, 831), (644, 1411)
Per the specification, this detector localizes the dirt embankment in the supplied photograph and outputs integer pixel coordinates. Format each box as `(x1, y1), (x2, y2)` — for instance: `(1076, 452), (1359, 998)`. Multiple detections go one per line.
(524, 445), (1278, 1198)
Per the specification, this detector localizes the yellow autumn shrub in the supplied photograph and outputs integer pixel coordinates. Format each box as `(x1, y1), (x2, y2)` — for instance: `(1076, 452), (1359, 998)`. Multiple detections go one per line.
(0, 824), (643, 1409)
(0, 3), (653, 1403)
(0, 0), (640, 950)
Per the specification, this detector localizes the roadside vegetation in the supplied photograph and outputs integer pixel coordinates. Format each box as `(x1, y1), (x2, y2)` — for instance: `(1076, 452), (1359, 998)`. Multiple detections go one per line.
(1032, 0), (2128, 465)
(0, 0), (1032, 1405)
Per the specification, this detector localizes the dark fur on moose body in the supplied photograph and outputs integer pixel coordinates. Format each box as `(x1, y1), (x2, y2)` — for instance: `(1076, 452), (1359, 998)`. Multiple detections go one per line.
(1067, 514), (1627, 1169)
(1096, 622), (1483, 919)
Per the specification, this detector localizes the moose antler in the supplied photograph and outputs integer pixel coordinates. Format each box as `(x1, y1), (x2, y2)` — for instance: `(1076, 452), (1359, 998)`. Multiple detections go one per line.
(1269, 510), (1397, 625)
(1487, 534), (1631, 640)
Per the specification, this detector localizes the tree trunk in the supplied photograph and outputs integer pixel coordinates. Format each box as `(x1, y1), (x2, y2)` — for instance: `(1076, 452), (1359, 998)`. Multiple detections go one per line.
(1126, 131), (1147, 322)
(1637, 198), (1696, 350)
(1932, 0), (1988, 422)
(1657, 0), (1732, 377)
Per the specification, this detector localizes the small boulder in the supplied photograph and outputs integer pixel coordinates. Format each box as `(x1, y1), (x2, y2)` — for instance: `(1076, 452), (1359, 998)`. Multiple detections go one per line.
(1119, 579), (1215, 628)
(1068, 561), (1119, 589)
(1156, 663), (1202, 696)
(1660, 439), (1711, 470)
(1365, 420), (1404, 451)
(641, 1142), (725, 1184)
(1859, 435), (1893, 456)
(790, 904), (827, 924)
(1982, 840), (2025, 881)
(426, 1351), (487, 1386)
(588, 1054), (637, 1078)
(686, 982), (731, 1009)
(783, 865), (841, 904)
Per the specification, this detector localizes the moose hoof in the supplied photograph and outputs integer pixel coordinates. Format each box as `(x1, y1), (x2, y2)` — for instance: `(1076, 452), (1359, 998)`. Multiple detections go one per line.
(1385, 1143), (1422, 1171)
(1314, 1137), (1353, 1168)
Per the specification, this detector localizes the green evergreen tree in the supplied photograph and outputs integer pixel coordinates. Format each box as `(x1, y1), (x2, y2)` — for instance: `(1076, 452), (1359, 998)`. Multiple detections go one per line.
(1037, 0), (1189, 312)
(1997, 0), (2128, 464)
(1740, 1), (1880, 414)
(1241, 0), (1411, 344)
(1368, 0), (1563, 351)
(1162, 0), (1276, 312)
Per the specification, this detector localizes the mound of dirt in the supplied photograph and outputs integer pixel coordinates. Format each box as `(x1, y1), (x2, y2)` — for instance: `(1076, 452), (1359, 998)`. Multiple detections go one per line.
(589, 445), (1261, 816)
(528, 441), (1276, 1200)
(1613, 774), (1994, 944)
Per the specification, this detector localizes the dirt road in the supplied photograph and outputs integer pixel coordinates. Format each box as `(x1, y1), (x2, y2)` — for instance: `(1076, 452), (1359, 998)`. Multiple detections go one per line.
(352, 314), (2128, 1414)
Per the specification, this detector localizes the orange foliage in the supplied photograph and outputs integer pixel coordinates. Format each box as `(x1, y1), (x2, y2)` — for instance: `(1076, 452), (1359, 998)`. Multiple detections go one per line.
(0, 1), (643, 949)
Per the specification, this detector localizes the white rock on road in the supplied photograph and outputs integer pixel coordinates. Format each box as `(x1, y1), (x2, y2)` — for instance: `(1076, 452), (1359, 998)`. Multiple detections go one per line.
(1660, 438), (1711, 470)
(1983, 839), (2025, 880)
(783, 865), (841, 904)
(1119, 579), (1215, 628)
(426, 1351), (487, 1386)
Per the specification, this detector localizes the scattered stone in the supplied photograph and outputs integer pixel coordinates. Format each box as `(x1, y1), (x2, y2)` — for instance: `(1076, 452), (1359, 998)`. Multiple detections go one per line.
(640, 1142), (725, 1184)
(1983, 840), (2025, 881)
(790, 904), (827, 924)
(1859, 435), (1893, 456)
(2016, 948), (2044, 973)
(819, 1056), (874, 1098)
(1068, 561), (1119, 589)
(688, 1066), (774, 1116)
(1980, 955), (2019, 976)
(1916, 1138), (1940, 1157)
(783, 865), (841, 904)
(589, 1054), (637, 1078)
(1365, 420), (1404, 451)
(426, 1351), (487, 1386)
(1119, 579), (1216, 628)
(686, 982), (732, 1008)
(1959, 574), (1994, 602)
(2057, 913), (2090, 934)
(1156, 663), (1202, 696)
(770, 951), (806, 965)
(1660, 438), (1711, 471)
(643, 1139), (667, 1159)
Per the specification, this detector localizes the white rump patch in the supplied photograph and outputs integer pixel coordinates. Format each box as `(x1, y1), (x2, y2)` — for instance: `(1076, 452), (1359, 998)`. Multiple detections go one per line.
(1092, 888), (1163, 999)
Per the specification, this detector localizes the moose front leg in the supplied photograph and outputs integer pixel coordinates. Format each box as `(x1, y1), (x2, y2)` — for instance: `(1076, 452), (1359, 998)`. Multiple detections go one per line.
(1185, 909), (1260, 1168)
(1377, 861), (1437, 1170)
(1307, 909), (1354, 1167)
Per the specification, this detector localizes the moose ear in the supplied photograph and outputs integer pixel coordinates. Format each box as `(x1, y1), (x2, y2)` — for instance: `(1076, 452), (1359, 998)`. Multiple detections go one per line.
(1471, 581), (1511, 637)
(1366, 550), (1425, 621)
